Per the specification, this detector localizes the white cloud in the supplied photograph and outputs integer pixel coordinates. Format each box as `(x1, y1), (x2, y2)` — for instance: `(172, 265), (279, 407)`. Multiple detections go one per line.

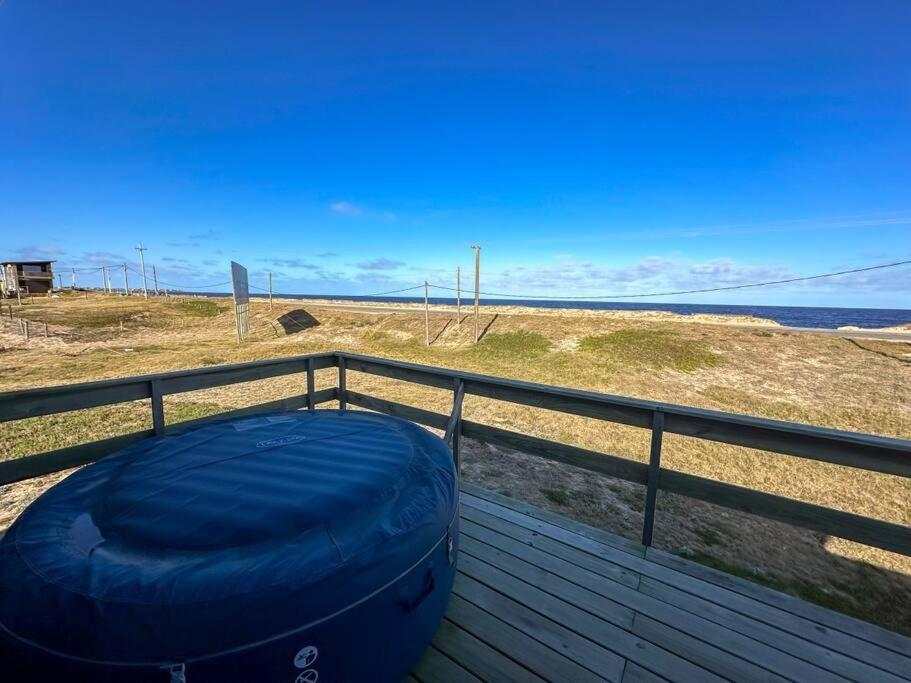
(356, 258), (405, 271)
(15, 245), (64, 258)
(482, 255), (911, 299)
(330, 201), (362, 216)
(330, 201), (396, 221)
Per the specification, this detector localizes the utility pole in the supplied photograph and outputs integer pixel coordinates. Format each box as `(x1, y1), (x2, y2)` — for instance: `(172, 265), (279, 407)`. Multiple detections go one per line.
(471, 245), (481, 342)
(135, 244), (149, 298)
(268, 271), (273, 311)
(71, 268), (77, 290)
(122, 264), (130, 295)
(424, 280), (430, 346)
(56, 273), (63, 290)
(101, 266), (107, 293)
(456, 266), (461, 328)
(152, 264), (160, 296)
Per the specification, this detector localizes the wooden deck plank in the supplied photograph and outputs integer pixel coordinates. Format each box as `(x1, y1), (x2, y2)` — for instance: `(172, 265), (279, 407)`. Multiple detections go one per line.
(639, 575), (909, 683)
(460, 515), (634, 588)
(413, 487), (908, 682)
(461, 504), (641, 588)
(460, 493), (650, 575)
(621, 662), (668, 683)
(463, 506), (884, 683)
(445, 593), (607, 683)
(453, 572), (625, 682)
(433, 619), (547, 683)
(630, 613), (787, 682)
(646, 546), (911, 658)
(461, 517), (848, 683)
(460, 535), (635, 629)
(641, 566), (911, 678)
(461, 489), (911, 678)
(458, 551), (727, 683)
(461, 483), (646, 556)
(411, 644), (483, 683)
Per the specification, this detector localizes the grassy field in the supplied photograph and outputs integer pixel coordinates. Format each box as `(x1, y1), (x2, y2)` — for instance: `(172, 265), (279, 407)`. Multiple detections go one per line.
(1, 292), (910, 633)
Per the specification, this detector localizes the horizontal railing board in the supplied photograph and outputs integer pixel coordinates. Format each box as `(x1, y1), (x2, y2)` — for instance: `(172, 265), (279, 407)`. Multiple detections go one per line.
(159, 354), (336, 395)
(2, 351), (910, 559)
(340, 353), (911, 478)
(342, 356), (455, 391)
(0, 352), (337, 423)
(345, 391), (650, 484)
(0, 430), (154, 487)
(659, 469), (911, 556)
(345, 390), (449, 429)
(0, 389), (339, 488)
(661, 412), (911, 479)
(461, 421), (649, 486)
(0, 381), (152, 423)
(345, 389), (910, 556)
(166, 387), (338, 434)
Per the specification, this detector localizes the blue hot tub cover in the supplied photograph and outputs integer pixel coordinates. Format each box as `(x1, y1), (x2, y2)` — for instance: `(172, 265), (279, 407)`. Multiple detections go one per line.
(0, 409), (457, 672)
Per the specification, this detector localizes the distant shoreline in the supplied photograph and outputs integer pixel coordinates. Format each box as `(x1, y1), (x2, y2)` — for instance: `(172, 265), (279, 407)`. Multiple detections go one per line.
(75, 287), (911, 332)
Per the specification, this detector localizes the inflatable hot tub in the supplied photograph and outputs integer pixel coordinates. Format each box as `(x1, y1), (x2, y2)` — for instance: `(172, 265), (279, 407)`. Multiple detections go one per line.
(0, 409), (458, 682)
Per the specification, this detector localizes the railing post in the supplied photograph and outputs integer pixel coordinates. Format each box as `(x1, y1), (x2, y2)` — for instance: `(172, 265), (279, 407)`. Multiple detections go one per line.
(338, 355), (347, 411)
(444, 379), (465, 475)
(306, 357), (315, 411)
(150, 380), (165, 436)
(641, 409), (664, 547)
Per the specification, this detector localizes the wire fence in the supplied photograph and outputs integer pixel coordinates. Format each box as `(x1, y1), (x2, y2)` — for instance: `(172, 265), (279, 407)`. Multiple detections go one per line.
(33, 257), (911, 303)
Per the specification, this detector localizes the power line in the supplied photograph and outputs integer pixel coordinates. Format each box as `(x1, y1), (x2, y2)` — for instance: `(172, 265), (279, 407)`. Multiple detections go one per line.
(360, 284), (427, 297)
(428, 259), (911, 301)
(249, 282), (426, 298)
(124, 266), (231, 290)
(61, 257), (910, 301)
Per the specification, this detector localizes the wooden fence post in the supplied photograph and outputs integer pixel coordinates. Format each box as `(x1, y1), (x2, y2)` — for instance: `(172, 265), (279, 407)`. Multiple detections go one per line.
(424, 281), (430, 346)
(641, 410), (664, 546)
(306, 357), (315, 411)
(150, 380), (165, 436)
(338, 356), (347, 410)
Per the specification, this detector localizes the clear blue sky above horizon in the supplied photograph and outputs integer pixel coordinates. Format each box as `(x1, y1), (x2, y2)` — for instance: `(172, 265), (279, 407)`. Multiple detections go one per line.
(2, 1), (910, 307)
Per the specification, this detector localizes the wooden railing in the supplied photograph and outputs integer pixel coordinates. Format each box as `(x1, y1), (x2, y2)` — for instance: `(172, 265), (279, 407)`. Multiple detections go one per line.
(1, 351), (909, 556)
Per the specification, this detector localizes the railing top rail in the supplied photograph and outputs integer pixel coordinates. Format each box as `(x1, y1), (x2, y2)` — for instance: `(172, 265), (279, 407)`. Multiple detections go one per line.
(338, 352), (911, 476)
(1, 350), (908, 477)
(0, 351), (338, 401)
(0, 351), (337, 423)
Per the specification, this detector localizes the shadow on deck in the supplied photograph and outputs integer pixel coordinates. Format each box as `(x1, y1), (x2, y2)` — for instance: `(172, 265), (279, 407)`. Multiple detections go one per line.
(410, 483), (911, 683)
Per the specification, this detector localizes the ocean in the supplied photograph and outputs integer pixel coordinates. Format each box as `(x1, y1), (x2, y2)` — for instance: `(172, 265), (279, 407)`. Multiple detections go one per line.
(237, 293), (911, 330)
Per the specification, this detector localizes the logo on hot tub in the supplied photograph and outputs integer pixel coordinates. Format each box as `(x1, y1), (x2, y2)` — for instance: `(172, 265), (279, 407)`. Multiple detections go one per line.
(257, 434), (308, 448)
(293, 645), (319, 682)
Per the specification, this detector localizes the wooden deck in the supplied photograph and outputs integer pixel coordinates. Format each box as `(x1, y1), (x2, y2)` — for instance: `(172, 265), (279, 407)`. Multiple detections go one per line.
(409, 483), (911, 683)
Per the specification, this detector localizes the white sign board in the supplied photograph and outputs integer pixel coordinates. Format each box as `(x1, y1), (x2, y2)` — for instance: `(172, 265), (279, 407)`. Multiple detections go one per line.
(231, 261), (250, 342)
(231, 261), (250, 305)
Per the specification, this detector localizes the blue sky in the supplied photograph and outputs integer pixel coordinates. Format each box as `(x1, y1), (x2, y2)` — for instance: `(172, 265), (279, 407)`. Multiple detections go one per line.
(2, 1), (910, 307)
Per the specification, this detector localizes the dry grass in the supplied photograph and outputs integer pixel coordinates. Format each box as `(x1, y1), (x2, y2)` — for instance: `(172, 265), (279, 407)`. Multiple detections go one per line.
(578, 328), (723, 371)
(1, 293), (910, 633)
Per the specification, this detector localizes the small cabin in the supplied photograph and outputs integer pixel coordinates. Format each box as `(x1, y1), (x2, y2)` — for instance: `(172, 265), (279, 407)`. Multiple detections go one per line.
(1, 260), (56, 297)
